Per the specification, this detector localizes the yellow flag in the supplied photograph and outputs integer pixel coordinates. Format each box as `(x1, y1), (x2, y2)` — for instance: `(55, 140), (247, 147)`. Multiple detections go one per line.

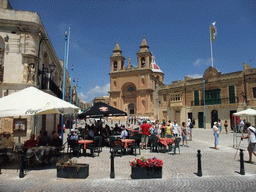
(211, 22), (217, 43)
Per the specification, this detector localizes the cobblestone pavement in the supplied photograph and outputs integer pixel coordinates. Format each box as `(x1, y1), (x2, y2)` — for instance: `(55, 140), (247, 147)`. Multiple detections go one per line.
(0, 129), (255, 192)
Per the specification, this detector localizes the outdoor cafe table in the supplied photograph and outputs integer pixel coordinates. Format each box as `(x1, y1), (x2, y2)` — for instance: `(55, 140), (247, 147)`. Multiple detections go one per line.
(26, 146), (57, 162)
(158, 138), (174, 146)
(121, 139), (135, 149)
(78, 140), (93, 150)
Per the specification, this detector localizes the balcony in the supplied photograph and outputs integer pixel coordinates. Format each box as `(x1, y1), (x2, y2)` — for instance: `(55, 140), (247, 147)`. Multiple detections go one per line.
(41, 78), (62, 99)
(191, 97), (239, 106)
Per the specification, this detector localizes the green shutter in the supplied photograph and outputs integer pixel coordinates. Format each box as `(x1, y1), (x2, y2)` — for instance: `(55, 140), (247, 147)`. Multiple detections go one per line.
(194, 90), (199, 106)
(229, 86), (235, 103)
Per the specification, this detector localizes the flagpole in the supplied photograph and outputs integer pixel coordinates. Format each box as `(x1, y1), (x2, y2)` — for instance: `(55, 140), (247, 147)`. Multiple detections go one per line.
(209, 26), (214, 67)
(66, 27), (71, 70)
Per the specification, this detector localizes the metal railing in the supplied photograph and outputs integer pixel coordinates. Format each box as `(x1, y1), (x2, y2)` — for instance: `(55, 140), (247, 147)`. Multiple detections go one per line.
(191, 97), (239, 106)
(41, 78), (62, 99)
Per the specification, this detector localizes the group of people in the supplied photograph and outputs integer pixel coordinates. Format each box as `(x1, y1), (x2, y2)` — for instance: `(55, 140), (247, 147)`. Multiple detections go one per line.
(23, 131), (62, 149)
(139, 119), (195, 150)
(127, 116), (137, 125)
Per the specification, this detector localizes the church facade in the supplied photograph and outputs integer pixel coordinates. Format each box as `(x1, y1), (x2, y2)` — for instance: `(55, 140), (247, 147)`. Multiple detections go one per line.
(109, 37), (164, 120)
(109, 37), (256, 128)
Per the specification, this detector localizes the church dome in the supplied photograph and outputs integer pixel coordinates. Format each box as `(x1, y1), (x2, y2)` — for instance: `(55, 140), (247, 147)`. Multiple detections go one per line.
(151, 55), (163, 73)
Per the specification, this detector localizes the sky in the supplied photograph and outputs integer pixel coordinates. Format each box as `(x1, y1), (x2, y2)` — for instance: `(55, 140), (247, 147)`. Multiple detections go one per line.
(10, 0), (256, 102)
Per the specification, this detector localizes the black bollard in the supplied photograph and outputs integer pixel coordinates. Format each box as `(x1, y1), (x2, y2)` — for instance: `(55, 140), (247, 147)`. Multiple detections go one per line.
(110, 151), (115, 179)
(239, 149), (245, 175)
(19, 151), (25, 178)
(197, 149), (202, 177)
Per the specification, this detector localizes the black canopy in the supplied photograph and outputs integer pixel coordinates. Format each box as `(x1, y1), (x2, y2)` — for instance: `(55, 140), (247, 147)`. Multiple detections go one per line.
(78, 102), (127, 119)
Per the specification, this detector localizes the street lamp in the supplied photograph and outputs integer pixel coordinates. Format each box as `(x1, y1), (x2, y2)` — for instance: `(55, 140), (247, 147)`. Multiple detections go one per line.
(49, 63), (55, 75)
(48, 63), (55, 87)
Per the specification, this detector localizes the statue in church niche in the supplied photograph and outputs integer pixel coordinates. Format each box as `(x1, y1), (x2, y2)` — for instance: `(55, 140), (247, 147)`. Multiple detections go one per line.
(28, 64), (35, 84)
(127, 57), (133, 68)
(22, 63), (28, 83)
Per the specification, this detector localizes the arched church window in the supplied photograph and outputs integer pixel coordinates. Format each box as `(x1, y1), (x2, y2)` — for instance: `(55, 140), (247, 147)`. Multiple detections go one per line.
(113, 61), (117, 71)
(128, 87), (135, 91)
(113, 101), (117, 107)
(141, 58), (145, 68)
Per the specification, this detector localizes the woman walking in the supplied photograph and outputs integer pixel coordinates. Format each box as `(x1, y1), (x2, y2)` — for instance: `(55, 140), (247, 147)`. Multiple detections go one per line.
(224, 120), (228, 134)
(181, 122), (188, 147)
(154, 120), (160, 137)
(218, 119), (222, 134)
(165, 120), (172, 137)
(213, 122), (220, 149)
(160, 121), (167, 138)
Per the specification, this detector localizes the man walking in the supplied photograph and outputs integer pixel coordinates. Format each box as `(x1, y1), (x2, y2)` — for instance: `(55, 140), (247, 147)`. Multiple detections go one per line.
(140, 120), (150, 150)
(241, 122), (256, 163)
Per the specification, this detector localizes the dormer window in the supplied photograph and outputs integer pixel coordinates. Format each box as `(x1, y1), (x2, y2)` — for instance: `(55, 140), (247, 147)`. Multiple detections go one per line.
(141, 58), (145, 68)
(113, 61), (117, 71)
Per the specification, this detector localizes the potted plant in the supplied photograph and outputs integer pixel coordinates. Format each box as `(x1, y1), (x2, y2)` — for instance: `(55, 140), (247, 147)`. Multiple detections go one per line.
(56, 159), (89, 179)
(129, 157), (163, 179)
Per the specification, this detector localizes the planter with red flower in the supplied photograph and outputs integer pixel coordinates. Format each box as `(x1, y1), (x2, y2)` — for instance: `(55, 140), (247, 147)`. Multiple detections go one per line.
(129, 157), (163, 179)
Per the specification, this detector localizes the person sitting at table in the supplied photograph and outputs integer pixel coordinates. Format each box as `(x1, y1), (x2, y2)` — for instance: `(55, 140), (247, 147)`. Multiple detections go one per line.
(87, 128), (94, 140)
(24, 134), (38, 149)
(38, 131), (51, 146)
(68, 129), (78, 141)
(50, 133), (62, 155)
(50, 133), (62, 147)
(36, 130), (43, 142)
(113, 124), (121, 135)
(0, 132), (14, 148)
(120, 126), (128, 139)
(149, 124), (155, 135)
(0, 132), (15, 161)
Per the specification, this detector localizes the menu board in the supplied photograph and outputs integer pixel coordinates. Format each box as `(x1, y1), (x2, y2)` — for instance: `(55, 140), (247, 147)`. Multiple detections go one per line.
(1, 118), (13, 133)
(13, 118), (27, 137)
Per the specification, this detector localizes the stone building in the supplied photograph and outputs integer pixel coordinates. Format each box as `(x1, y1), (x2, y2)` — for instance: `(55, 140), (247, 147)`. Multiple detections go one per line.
(109, 37), (256, 128)
(109, 37), (164, 120)
(158, 64), (256, 128)
(93, 96), (110, 105)
(0, 0), (74, 141)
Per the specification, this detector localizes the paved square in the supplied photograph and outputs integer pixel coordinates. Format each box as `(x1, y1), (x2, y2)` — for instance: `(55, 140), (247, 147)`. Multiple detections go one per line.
(0, 129), (255, 191)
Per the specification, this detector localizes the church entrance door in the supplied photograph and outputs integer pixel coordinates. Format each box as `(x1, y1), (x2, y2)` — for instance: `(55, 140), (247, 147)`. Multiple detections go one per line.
(128, 103), (135, 115)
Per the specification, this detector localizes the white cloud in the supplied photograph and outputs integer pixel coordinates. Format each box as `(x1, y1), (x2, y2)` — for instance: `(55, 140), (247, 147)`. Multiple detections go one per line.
(78, 92), (87, 100)
(86, 83), (110, 96)
(188, 74), (203, 79)
(193, 58), (211, 67)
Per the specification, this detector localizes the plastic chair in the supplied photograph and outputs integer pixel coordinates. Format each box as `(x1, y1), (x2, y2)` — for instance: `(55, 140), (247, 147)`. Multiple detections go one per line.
(149, 136), (160, 153)
(110, 139), (124, 156)
(128, 136), (141, 156)
(173, 137), (181, 155)
(67, 140), (80, 157)
(87, 136), (102, 157)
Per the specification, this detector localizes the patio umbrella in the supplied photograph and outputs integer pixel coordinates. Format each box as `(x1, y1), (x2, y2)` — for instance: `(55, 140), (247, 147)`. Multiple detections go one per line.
(78, 101), (127, 118)
(233, 108), (256, 116)
(0, 86), (79, 117)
